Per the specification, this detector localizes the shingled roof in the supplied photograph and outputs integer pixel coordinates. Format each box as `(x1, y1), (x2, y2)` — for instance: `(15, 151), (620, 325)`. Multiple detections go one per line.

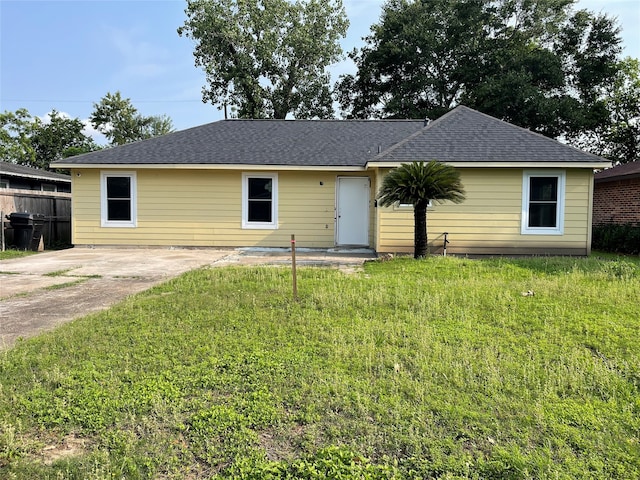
(370, 105), (607, 165)
(53, 105), (608, 169)
(0, 161), (71, 182)
(53, 119), (425, 168)
(595, 161), (640, 181)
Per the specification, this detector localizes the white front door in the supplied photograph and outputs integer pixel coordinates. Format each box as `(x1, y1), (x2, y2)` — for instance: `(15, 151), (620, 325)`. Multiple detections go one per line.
(336, 177), (370, 246)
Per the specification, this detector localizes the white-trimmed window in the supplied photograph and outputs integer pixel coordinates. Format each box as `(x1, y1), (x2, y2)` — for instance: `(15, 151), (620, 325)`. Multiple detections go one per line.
(101, 172), (137, 227)
(41, 183), (57, 192)
(242, 173), (278, 229)
(521, 170), (565, 235)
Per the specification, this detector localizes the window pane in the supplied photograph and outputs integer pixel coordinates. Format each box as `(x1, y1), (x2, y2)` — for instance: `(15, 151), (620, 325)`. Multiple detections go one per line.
(248, 178), (272, 200)
(529, 203), (557, 228)
(248, 200), (272, 222)
(530, 177), (557, 202)
(107, 199), (131, 221)
(107, 177), (131, 199)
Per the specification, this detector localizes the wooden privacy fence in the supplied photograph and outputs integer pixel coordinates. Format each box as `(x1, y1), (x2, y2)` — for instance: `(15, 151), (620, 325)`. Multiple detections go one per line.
(1, 188), (71, 249)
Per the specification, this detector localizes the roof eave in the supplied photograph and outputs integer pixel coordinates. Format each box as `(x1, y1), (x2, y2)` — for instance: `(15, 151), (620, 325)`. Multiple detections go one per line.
(366, 160), (611, 169)
(595, 172), (640, 183)
(52, 162), (367, 172)
(0, 171), (72, 183)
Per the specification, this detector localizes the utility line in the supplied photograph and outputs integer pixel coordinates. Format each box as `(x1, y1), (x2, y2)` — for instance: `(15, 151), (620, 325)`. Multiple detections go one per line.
(0, 99), (203, 104)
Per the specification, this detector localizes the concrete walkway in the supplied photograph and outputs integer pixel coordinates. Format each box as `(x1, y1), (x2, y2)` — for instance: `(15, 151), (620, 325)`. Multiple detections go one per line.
(0, 247), (375, 350)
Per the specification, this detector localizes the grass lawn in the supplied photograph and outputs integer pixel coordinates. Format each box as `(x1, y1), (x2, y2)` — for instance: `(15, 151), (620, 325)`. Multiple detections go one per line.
(0, 255), (638, 479)
(0, 249), (37, 261)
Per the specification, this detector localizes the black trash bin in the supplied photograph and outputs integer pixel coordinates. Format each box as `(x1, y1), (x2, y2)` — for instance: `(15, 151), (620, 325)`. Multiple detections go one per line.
(8, 213), (46, 251)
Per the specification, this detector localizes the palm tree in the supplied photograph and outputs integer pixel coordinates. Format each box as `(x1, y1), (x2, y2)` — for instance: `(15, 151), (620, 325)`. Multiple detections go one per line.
(378, 161), (465, 258)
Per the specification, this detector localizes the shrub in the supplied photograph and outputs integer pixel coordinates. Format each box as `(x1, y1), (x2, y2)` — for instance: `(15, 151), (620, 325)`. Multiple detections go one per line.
(592, 223), (640, 255)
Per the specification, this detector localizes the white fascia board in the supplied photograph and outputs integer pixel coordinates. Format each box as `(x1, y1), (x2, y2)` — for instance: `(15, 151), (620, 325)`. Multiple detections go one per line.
(366, 161), (611, 169)
(54, 163), (366, 172)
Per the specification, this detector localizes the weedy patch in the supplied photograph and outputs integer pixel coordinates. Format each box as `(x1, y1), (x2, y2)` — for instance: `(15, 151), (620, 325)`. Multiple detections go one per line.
(44, 269), (75, 277)
(0, 255), (638, 478)
(38, 433), (90, 465)
(44, 269), (102, 279)
(43, 279), (88, 290)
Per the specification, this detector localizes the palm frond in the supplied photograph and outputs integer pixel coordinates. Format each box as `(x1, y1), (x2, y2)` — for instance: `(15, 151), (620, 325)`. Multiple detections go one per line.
(377, 160), (466, 207)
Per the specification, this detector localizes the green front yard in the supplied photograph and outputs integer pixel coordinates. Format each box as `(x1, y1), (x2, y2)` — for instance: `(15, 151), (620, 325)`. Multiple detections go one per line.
(1, 255), (638, 478)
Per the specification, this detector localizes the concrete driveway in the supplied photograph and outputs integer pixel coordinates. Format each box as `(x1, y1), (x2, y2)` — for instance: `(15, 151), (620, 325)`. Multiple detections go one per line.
(0, 247), (375, 349)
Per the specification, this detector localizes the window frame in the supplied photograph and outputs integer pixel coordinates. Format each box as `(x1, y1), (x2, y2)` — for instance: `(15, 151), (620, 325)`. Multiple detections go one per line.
(242, 172), (278, 229)
(100, 171), (137, 228)
(521, 170), (565, 235)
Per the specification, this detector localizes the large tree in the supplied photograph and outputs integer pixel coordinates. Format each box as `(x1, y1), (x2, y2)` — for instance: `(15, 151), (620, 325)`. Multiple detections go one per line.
(0, 108), (37, 166)
(377, 161), (465, 259)
(573, 57), (640, 164)
(30, 111), (100, 169)
(0, 109), (98, 170)
(337, 0), (622, 140)
(178, 0), (348, 119)
(90, 91), (174, 146)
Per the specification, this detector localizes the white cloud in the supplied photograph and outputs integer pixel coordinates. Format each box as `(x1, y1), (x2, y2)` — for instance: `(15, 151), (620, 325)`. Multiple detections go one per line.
(343, 0), (384, 19)
(36, 110), (108, 145)
(104, 25), (170, 81)
(81, 119), (108, 146)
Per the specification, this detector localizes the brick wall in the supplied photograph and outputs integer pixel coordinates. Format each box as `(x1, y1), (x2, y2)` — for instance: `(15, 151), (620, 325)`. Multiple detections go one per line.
(593, 177), (640, 225)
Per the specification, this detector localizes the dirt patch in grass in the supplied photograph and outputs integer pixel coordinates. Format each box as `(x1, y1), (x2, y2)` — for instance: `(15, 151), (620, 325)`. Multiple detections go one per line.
(38, 433), (90, 465)
(258, 424), (308, 461)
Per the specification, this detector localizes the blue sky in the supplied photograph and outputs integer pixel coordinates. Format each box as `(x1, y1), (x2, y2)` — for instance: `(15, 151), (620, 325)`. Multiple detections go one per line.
(1, 0), (638, 145)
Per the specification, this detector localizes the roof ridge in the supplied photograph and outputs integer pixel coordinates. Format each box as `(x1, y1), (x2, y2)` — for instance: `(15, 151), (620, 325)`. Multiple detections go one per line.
(369, 105), (464, 162)
(223, 118), (424, 123)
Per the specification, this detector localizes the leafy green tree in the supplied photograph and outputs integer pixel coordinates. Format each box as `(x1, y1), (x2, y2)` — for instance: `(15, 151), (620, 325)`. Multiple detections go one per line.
(1, 109), (98, 170)
(377, 161), (465, 259)
(178, 0), (349, 119)
(0, 108), (37, 166)
(574, 57), (640, 164)
(90, 91), (174, 146)
(143, 114), (174, 140)
(605, 58), (640, 164)
(30, 110), (101, 169)
(337, 0), (622, 140)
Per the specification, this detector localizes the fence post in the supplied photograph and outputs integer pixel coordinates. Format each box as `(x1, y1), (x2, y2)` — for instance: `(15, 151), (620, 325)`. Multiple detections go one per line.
(291, 234), (298, 300)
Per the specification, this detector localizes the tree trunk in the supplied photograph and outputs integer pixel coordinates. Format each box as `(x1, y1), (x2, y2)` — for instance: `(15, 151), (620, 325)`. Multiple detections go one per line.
(414, 203), (428, 259)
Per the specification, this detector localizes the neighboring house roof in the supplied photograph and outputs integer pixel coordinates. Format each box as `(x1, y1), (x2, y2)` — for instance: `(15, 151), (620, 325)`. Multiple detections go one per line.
(370, 106), (608, 166)
(52, 119), (425, 168)
(0, 161), (71, 183)
(595, 161), (640, 182)
(52, 105), (609, 169)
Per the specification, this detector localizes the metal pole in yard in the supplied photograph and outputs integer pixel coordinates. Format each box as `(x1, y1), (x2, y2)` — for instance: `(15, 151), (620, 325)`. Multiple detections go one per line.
(291, 234), (298, 300)
(1, 210), (4, 251)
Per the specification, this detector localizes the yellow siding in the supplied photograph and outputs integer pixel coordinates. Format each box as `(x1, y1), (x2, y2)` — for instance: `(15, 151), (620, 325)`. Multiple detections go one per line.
(375, 168), (593, 255)
(70, 166), (594, 254)
(71, 169), (375, 248)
